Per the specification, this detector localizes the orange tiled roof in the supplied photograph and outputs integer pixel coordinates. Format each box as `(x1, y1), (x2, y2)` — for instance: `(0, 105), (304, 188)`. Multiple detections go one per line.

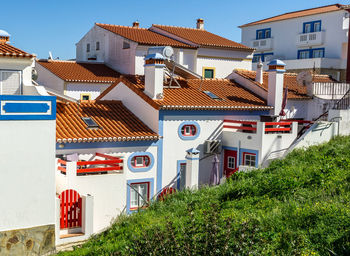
(37, 60), (120, 83)
(240, 4), (344, 27)
(56, 100), (159, 143)
(235, 70), (336, 99)
(96, 23), (195, 49)
(152, 25), (253, 50)
(0, 43), (33, 58)
(99, 75), (271, 111)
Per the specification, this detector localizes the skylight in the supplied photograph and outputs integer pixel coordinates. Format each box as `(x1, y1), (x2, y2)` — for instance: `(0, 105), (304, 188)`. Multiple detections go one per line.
(203, 91), (222, 100)
(82, 117), (99, 129)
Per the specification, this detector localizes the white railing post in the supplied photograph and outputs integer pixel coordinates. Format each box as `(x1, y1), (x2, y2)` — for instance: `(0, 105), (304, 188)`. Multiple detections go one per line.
(66, 161), (77, 189)
(82, 195), (94, 236)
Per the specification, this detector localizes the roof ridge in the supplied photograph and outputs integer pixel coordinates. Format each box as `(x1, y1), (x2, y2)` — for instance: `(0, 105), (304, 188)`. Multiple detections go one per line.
(240, 3), (343, 27)
(38, 59), (76, 63)
(96, 22), (149, 30)
(152, 24), (204, 31)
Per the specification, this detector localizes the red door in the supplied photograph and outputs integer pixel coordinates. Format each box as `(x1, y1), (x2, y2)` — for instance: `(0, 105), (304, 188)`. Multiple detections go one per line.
(224, 149), (238, 178)
(59, 189), (82, 229)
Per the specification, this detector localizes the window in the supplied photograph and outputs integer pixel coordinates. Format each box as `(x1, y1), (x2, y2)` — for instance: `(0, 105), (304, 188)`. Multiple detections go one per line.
(131, 155), (150, 168)
(312, 49), (324, 58)
(227, 156), (235, 169)
(203, 91), (222, 100)
(303, 20), (321, 33)
(181, 125), (197, 136)
(203, 67), (215, 78)
(243, 153), (256, 167)
(96, 41), (100, 51)
(86, 43), (90, 53)
(298, 48), (325, 59)
(80, 93), (91, 101)
(256, 28), (271, 39)
(178, 163), (186, 190)
(298, 50), (309, 59)
(0, 70), (21, 95)
(123, 41), (130, 49)
(252, 53), (273, 63)
(81, 117), (99, 129)
(130, 182), (150, 209)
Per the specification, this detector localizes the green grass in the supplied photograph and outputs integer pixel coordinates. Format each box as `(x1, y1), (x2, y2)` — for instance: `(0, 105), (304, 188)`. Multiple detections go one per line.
(59, 136), (350, 255)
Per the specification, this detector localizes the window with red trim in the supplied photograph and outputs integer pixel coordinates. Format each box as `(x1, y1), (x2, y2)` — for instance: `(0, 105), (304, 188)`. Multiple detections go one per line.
(130, 182), (150, 210)
(243, 153), (256, 167)
(181, 125), (197, 136)
(131, 155), (150, 168)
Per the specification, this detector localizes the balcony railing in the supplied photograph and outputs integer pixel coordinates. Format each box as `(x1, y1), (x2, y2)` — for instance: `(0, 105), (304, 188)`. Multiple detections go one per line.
(296, 31), (324, 47)
(57, 153), (123, 175)
(251, 38), (273, 51)
(223, 120), (294, 134)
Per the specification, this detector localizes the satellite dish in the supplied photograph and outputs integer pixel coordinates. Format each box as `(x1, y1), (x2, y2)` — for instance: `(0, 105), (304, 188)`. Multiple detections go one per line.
(297, 71), (312, 86)
(147, 46), (174, 59)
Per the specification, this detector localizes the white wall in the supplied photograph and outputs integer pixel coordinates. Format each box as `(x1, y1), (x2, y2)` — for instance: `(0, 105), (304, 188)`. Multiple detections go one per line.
(36, 62), (65, 93)
(100, 81), (159, 133)
(197, 48), (253, 78)
(0, 57), (34, 87)
(66, 83), (110, 100)
(0, 120), (56, 231)
(241, 10), (348, 64)
(56, 145), (157, 233)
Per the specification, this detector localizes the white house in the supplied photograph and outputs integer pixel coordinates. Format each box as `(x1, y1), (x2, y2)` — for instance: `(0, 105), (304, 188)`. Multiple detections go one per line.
(0, 30), (57, 255)
(75, 19), (254, 78)
(240, 4), (350, 81)
(36, 60), (120, 101)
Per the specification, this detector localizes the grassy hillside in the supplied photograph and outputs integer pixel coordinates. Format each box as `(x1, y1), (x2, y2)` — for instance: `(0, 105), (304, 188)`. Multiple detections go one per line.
(59, 136), (350, 255)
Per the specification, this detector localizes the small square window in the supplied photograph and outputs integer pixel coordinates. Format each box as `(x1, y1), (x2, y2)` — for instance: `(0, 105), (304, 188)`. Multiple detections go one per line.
(298, 50), (309, 59)
(82, 117), (99, 129)
(131, 155), (151, 168)
(181, 125), (197, 136)
(96, 41), (100, 51)
(244, 153), (256, 167)
(123, 41), (130, 49)
(86, 43), (90, 53)
(227, 156), (235, 169)
(203, 68), (215, 79)
(81, 94), (91, 101)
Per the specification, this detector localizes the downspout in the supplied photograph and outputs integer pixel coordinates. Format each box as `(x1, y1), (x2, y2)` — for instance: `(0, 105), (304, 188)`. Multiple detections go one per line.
(345, 7), (350, 82)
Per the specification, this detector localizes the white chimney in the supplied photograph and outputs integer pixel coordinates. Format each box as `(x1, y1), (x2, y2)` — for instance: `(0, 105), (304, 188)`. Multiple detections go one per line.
(196, 18), (204, 30)
(267, 59), (286, 116)
(132, 21), (139, 28)
(144, 52), (165, 100)
(255, 59), (263, 84)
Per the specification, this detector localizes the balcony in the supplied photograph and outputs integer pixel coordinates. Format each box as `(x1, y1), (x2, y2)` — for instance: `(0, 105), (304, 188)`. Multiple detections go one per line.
(251, 38), (273, 51)
(296, 31), (324, 47)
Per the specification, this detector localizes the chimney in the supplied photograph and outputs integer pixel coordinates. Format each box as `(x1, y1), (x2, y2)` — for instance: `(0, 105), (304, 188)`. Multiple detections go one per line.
(196, 18), (204, 30)
(267, 59), (286, 116)
(144, 52), (165, 100)
(255, 59), (263, 84)
(0, 29), (10, 43)
(132, 21), (139, 28)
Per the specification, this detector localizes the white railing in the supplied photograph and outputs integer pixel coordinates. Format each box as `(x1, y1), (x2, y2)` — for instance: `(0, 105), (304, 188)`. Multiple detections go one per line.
(251, 38), (273, 51)
(313, 82), (350, 99)
(296, 31), (324, 47)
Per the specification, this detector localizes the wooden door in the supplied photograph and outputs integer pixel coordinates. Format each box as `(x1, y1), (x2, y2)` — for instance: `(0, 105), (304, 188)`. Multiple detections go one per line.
(224, 149), (238, 178)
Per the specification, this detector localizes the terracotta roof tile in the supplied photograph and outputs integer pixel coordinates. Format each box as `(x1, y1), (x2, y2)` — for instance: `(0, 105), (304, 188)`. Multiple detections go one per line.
(96, 23), (195, 49)
(152, 25), (253, 50)
(37, 60), (120, 83)
(100, 75), (271, 111)
(235, 70), (336, 99)
(56, 100), (158, 143)
(0, 43), (33, 58)
(240, 4), (344, 27)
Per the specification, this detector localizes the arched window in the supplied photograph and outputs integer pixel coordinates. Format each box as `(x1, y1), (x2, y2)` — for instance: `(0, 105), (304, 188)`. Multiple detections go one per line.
(131, 155), (150, 168)
(181, 125), (197, 136)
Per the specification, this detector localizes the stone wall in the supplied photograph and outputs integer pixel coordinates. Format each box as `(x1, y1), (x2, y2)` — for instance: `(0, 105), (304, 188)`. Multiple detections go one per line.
(0, 224), (55, 255)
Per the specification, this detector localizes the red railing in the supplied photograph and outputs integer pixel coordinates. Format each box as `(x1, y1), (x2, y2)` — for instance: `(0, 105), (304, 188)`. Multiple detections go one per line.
(223, 120), (257, 133)
(58, 159), (67, 173)
(264, 122), (292, 133)
(57, 153), (123, 175)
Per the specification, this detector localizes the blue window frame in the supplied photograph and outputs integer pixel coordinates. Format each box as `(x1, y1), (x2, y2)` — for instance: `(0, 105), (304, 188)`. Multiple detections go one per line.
(178, 121), (201, 140)
(256, 28), (271, 40)
(252, 52), (274, 63)
(303, 20), (322, 33)
(297, 48), (325, 59)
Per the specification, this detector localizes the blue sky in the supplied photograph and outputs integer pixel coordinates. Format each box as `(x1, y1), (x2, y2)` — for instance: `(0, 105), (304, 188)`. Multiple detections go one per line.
(1, 0), (349, 59)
